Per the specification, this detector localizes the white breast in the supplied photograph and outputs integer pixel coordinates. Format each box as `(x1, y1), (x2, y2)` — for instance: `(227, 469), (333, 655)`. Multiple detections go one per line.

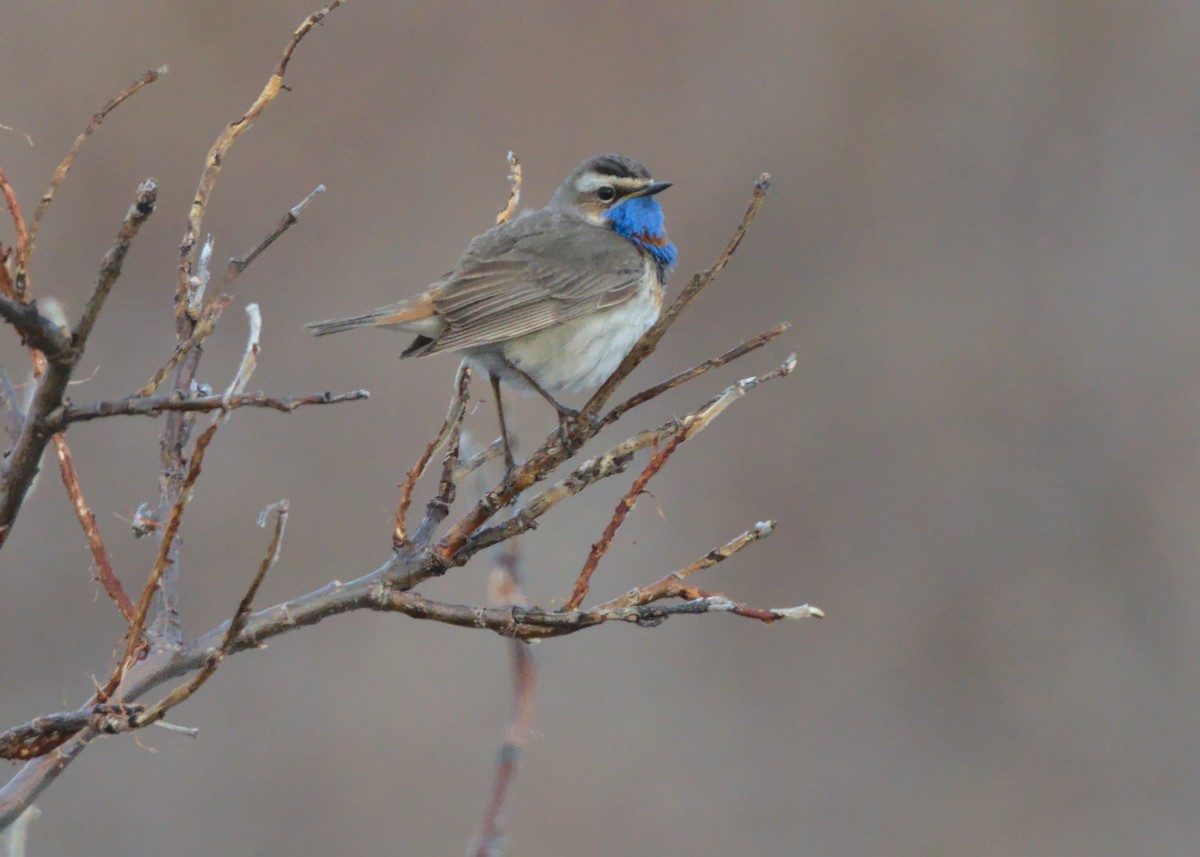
(465, 256), (662, 395)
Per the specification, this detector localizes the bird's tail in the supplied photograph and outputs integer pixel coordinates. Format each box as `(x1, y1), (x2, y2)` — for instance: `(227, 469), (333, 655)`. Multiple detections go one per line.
(305, 292), (440, 337)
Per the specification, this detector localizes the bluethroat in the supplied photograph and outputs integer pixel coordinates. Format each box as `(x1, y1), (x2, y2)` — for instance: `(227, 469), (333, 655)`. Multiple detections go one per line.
(307, 154), (676, 471)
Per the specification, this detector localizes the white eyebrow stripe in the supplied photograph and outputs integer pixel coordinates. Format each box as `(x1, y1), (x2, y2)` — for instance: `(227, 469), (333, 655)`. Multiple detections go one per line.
(574, 173), (645, 193)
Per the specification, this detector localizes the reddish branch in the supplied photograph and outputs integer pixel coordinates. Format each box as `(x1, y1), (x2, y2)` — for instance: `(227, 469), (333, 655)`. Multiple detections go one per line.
(563, 433), (685, 611)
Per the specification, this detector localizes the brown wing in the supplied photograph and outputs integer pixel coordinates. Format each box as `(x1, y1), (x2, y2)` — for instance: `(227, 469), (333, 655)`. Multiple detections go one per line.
(426, 210), (646, 353)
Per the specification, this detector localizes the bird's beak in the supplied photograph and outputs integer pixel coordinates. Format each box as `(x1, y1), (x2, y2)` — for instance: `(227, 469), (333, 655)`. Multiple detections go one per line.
(633, 181), (672, 198)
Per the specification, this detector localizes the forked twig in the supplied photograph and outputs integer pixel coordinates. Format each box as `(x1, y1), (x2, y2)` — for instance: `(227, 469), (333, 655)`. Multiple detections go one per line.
(413, 366), (472, 544)
(129, 501), (289, 730)
(395, 361), (472, 546)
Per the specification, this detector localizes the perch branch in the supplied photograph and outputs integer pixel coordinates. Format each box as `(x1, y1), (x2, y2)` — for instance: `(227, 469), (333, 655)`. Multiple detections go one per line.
(442, 353), (796, 571)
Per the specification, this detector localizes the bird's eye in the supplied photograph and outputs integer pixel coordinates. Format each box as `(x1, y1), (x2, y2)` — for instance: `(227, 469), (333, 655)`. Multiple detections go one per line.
(596, 186), (616, 202)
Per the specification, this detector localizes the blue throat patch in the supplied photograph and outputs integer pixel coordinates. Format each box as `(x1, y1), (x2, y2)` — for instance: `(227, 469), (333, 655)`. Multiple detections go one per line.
(605, 196), (678, 269)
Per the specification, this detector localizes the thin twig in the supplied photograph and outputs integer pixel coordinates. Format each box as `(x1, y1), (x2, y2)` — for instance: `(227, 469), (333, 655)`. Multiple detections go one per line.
(219, 184), (325, 288)
(395, 361), (471, 547)
(136, 298), (229, 397)
(72, 180), (158, 350)
(114, 422), (220, 680)
(494, 152), (521, 225)
(52, 436), (134, 620)
(55, 388), (368, 428)
(0, 166), (27, 287)
(600, 322), (790, 428)
(16, 67), (166, 299)
(43, 181), (158, 621)
(599, 521), (777, 610)
(177, 1), (342, 316)
(562, 355), (795, 610)
(373, 589), (822, 639)
(562, 432), (685, 612)
(438, 351), (797, 571)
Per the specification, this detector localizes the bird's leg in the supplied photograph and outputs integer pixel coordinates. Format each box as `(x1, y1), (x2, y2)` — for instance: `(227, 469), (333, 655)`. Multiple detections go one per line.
(491, 372), (517, 478)
(501, 359), (585, 454)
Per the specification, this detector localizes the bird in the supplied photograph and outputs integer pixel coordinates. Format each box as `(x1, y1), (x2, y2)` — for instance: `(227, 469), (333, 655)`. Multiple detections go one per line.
(306, 153), (676, 474)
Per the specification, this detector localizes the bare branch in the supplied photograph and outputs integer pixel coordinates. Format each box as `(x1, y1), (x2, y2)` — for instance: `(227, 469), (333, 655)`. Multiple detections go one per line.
(468, 541), (537, 857)
(441, 353), (797, 570)
(600, 321), (790, 428)
(221, 304), (262, 410)
(599, 521), (777, 610)
(0, 705), (142, 762)
(55, 388), (368, 428)
(176, 1), (343, 318)
(135, 297), (229, 397)
(16, 67), (166, 299)
(0, 180), (158, 552)
(219, 184), (325, 288)
(72, 179), (158, 350)
(373, 589), (822, 639)
(0, 297), (72, 361)
(114, 422), (220, 680)
(51, 435), (134, 621)
(563, 432), (685, 612)
(129, 501), (289, 730)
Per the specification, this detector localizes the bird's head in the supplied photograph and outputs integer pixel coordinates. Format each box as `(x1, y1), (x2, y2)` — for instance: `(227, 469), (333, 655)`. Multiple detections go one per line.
(550, 154), (676, 267)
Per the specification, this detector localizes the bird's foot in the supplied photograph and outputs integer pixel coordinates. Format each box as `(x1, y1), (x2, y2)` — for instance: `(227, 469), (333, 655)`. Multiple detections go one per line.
(555, 407), (601, 456)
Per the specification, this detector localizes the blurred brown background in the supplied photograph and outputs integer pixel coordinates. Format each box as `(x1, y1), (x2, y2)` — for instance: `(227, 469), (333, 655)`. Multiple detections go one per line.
(3, 1), (1199, 854)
